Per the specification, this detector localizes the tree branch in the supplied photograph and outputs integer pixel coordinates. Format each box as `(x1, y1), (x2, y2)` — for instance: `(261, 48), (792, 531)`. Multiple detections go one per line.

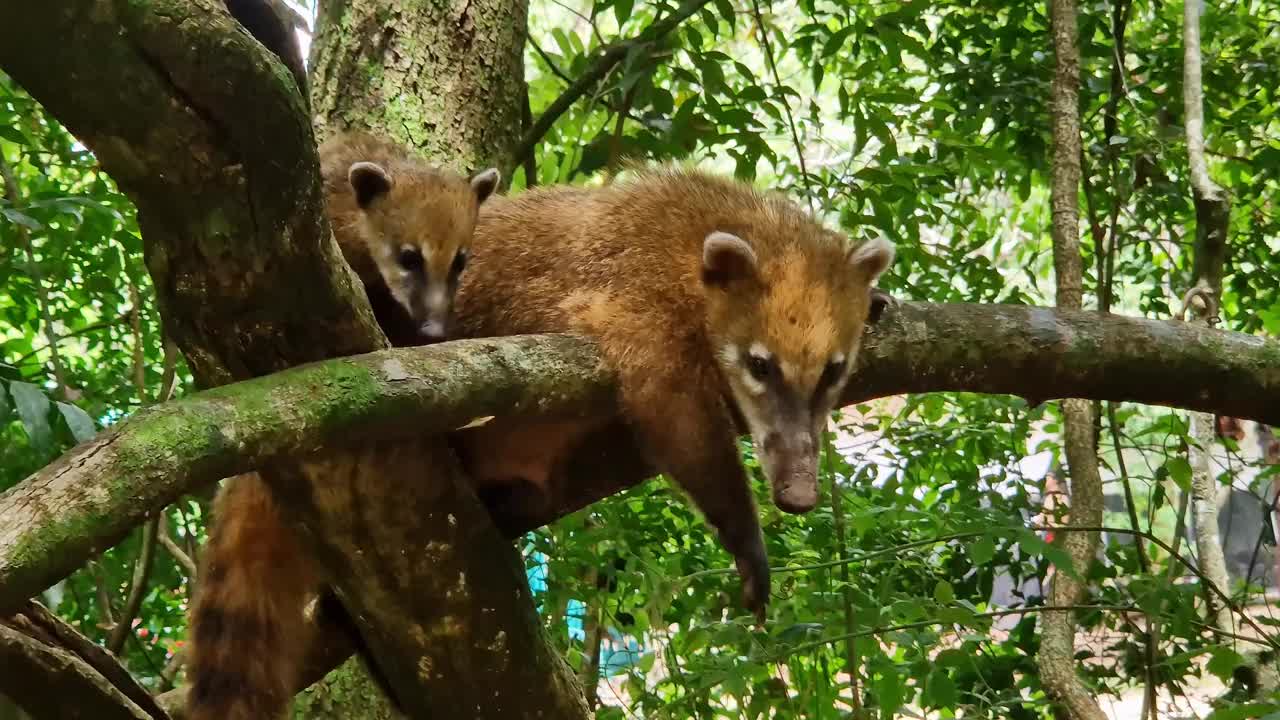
(0, 609), (167, 720)
(106, 518), (159, 655)
(512, 0), (714, 163)
(1183, 0), (1235, 640)
(3, 305), (1278, 614)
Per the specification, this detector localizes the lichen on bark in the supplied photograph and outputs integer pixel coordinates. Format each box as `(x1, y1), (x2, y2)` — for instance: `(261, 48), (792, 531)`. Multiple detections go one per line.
(309, 0), (528, 175)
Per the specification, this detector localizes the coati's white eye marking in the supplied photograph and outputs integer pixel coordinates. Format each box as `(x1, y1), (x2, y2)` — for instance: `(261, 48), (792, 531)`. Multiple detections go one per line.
(742, 342), (774, 394)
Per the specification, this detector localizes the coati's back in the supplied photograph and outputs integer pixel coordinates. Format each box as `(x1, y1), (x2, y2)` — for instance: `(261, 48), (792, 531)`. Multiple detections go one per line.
(456, 165), (866, 353)
(455, 166), (893, 618)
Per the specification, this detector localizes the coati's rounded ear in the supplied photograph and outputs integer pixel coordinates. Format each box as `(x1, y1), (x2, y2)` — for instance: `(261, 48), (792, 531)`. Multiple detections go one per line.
(702, 231), (758, 288)
(470, 168), (500, 205)
(848, 237), (894, 283)
(348, 162), (393, 208)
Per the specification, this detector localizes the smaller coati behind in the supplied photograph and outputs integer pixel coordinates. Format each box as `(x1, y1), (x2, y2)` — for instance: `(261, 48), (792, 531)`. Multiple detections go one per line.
(186, 133), (498, 720)
(320, 132), (500, 344)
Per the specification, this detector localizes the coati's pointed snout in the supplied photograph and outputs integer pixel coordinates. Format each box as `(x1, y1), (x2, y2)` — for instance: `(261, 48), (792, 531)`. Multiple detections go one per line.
(762, 432), (820, 513)
(416, 287), (454, 342)
(418, 319), (448, 341)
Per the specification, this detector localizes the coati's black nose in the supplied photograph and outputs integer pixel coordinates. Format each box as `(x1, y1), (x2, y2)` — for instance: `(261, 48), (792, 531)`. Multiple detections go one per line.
(419, 320), (447, 341)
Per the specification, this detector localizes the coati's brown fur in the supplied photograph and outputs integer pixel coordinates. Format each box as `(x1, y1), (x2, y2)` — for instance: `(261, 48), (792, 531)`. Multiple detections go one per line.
(319, 131), (499, 344)
(186, 166), (891, 719)
(187, 134), (497, 720)
(453, 166), (894, 617)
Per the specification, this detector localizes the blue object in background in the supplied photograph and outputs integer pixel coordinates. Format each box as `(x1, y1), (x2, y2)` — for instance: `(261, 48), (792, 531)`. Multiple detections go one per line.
(524, 546), (644, 678)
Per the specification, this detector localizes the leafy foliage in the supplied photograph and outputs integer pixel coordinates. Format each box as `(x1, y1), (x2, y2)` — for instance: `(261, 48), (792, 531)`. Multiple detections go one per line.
(3, 0), (1280, 715)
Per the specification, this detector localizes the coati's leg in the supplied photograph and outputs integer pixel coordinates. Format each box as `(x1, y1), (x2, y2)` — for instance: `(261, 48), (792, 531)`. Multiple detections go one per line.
(187, 472), (318, 720)
(628, 394), (771, 620)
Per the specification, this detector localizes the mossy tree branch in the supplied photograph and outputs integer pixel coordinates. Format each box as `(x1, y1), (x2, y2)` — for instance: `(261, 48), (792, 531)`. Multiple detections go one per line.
(3, 305), (1279, 614)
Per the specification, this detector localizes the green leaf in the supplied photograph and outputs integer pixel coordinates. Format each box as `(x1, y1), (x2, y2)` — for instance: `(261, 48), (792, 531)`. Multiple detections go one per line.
(970, 536), (995, 565)
(1167, 457), (1193, 492)
(713, 0), (735, 30)
(2, 207), (42, 230)
(56, 401), (96, 443)
(1206, 646), (1246, 682)
(613, 0), (633, 25)
(0, 125), (26, 144)
(821, 26), (858, 58)
(924, 668), (957, 707)
(874, 668), (904, 718)
(1044, 545), (1080, 580)
(9, 381), (52, 450)
(933, 580), (955, 604)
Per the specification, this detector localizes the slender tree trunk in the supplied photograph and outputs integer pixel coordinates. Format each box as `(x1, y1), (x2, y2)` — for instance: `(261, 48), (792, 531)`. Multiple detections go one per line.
(1183, 0), (1235, 636)
(1036, 0), (1106, 715)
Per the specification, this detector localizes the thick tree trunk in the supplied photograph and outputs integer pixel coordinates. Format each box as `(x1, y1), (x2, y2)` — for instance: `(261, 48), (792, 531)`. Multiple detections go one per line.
(291, 657), (398, 720)
(309, 0), (527, 174)
(0, 2), (590, 717)
(1037, 0), (1107, 714)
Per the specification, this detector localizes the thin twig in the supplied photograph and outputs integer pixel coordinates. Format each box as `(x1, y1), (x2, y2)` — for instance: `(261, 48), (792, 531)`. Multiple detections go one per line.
(0, 152), (69, 397)
(514, 0), (714, 164)
(778, 605), (1141, 659)
(158, 515), (197, 580)
(747, 0), (814, 208)
(14, 311), (130, 366)
(530, 38), (576, 85)
(826, 445), (863, 712)
(106, 517), (158, 655)
(605, 84), (638, 180)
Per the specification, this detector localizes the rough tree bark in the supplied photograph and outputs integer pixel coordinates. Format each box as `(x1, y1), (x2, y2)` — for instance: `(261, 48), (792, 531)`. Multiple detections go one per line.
(308, 0), (527, 171)
(304, 0), (540, 712)
(0, 2), (590, 718)
(1183, 0), (1236, 637)
(1037, 0), (1107, 715)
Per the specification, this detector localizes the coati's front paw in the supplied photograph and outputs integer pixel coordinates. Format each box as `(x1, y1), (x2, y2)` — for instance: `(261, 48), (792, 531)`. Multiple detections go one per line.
(734, 540), (771, 624)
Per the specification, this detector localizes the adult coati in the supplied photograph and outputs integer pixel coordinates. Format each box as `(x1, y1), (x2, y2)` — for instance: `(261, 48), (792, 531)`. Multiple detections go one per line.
(187, 133), (497, 720)
(453, 166), (894, 618)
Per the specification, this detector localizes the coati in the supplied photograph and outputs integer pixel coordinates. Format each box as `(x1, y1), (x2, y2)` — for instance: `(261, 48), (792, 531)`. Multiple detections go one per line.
(186, 134), (498, 720)
(319, 131), (500, 343)
(452, 166), (894, 619)
(186, 166), (891, 719)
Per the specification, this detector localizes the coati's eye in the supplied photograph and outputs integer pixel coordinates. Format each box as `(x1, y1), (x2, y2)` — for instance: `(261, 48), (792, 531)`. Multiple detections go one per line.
(746, 353), (774, 382)
(450, 249), (468, 278)
(398, 248), (424, 271)
(818, 358), (846, 390)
